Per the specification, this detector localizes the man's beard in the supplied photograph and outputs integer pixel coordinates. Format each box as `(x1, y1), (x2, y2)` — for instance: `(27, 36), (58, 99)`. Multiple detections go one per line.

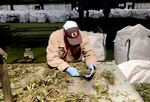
(70, 46), (81, 60)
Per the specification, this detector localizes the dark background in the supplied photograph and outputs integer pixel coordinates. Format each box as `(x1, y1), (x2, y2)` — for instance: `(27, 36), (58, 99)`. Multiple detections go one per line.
(72, 17), (150, 50)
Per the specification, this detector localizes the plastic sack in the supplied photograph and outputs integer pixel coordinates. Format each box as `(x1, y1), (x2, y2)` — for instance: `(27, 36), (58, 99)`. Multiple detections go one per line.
(46, 10), (69, 23)
(36, 10), (46, 23)
(0, 11), (7, 23)
(18, 11), (29, 23)
(29, 10), (46, 23)
(83, 31), (107, 61)
(70, 9), (79, 18)
(118, 60), (150, 83)
(114, 24), (150, 64)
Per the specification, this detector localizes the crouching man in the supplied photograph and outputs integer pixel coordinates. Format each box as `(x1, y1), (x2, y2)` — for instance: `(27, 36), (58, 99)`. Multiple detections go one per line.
(46, 21), (97, 80)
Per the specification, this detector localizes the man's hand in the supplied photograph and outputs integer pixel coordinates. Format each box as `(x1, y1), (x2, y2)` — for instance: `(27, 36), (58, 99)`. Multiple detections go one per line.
(82, 64), (96, 80)
(87, 64), (95, 71)
(66, 67), (80, 77)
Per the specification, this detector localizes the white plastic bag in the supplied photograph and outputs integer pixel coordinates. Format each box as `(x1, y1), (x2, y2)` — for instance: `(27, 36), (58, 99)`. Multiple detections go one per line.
(18, 11), (29, 23)
(46, 10), (69, 23)
(114, 24), (150, 64)
(118, 60), (150, 83)
(83, 31), (107, 61)
(0, 11), (7, 23)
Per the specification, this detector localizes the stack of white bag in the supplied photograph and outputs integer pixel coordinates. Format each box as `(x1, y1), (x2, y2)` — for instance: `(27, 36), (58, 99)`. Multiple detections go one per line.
(0, 10), (19, 23)
(0, 10), (7, 23)
(131, 9), (150, 19)
(69, 9), (79, 18)
(17, 10), (29, 23)
(114, 24), (150, 64)
(118, 60), (150, 83)
(46, 10), (69, 23)
(114, 24), (150, 83)
(83, 31), (107, 61)
(109, 9), (132, 18)
(88, 10), (103, 18)
(6, 11), (19, 22)
(29, 10), (46, 23)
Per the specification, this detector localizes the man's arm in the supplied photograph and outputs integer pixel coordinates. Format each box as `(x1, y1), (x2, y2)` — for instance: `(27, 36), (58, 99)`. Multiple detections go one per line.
(81, 32), (97, 67)
(46, 31), (80, 76)
(46, 32), (70, 71)
(80, 32), (97, 80)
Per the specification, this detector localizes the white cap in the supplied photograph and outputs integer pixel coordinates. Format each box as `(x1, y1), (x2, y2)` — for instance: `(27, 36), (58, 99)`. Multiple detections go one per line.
(63, 21), (78, 30)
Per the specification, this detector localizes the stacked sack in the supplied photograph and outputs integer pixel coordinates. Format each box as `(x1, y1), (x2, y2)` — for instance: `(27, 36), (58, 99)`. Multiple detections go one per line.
(114, 24), (150, 83)
(46, 10), (69, 23)
(1, 9), (150, 23)
(29, 10), (46, 23)
(109, 9), (132, 18)
(114, 24), (150, 64)
(17, 10), (29, 23)
(88, 10), (103, 18)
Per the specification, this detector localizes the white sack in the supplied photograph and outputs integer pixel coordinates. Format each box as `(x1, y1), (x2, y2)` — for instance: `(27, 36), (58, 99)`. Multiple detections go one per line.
(70, 9), (79, 18)
(17, 11), (29, 23)
(132, 9), (149, 19)
(0, 11), (7, 23)
(83, 31), (107, 61)
(46, 10), (69, 23)
(114, 24), (150, 64)
(36, 10), (46, 23)
(29, 10), (46, 23)
(88, 10), (103, 18)
(109, 9), (132, 18)
(118, 60), (150, 83)
(6, 11), (19, 22)
(29, 11), (37, 22)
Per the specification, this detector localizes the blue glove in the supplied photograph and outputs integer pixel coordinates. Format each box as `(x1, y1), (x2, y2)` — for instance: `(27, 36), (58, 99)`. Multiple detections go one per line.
(82, 64), (95, 80)
(66, 67), (80, 77)
(87, 64), (95, 71)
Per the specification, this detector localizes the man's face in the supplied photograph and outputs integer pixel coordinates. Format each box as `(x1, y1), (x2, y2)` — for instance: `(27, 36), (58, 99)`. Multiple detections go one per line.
(70, 44), (81, 55)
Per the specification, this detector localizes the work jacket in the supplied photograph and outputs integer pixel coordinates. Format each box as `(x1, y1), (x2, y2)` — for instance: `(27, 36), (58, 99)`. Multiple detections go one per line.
(46, 29), (97, 71)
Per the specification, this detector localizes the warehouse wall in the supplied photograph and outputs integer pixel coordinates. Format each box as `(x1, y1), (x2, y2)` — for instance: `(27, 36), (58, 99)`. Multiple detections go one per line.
(0, 3), (71, 11)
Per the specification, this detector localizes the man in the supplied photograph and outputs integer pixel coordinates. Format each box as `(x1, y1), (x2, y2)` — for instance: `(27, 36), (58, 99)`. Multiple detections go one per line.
(46, 21), (97, 79)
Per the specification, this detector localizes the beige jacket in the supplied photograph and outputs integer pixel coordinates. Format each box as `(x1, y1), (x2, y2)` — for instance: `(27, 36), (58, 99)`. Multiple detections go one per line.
(46, 29), (97, 71)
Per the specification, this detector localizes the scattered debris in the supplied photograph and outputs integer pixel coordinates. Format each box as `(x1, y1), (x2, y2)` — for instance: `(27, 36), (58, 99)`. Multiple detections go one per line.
(15, 48), (34, 63)
(100, 70), (115, 84)
(0, 62), (147, 102)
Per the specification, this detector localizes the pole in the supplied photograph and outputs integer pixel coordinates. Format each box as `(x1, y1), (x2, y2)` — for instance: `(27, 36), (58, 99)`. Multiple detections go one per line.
(0, 49), (13, 102)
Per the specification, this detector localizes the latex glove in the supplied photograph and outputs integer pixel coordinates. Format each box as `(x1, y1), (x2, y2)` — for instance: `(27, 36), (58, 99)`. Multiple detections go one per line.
(66, 67), (80, 77)
(82, 64), (95, 80)
(87, 64), (95, 71)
